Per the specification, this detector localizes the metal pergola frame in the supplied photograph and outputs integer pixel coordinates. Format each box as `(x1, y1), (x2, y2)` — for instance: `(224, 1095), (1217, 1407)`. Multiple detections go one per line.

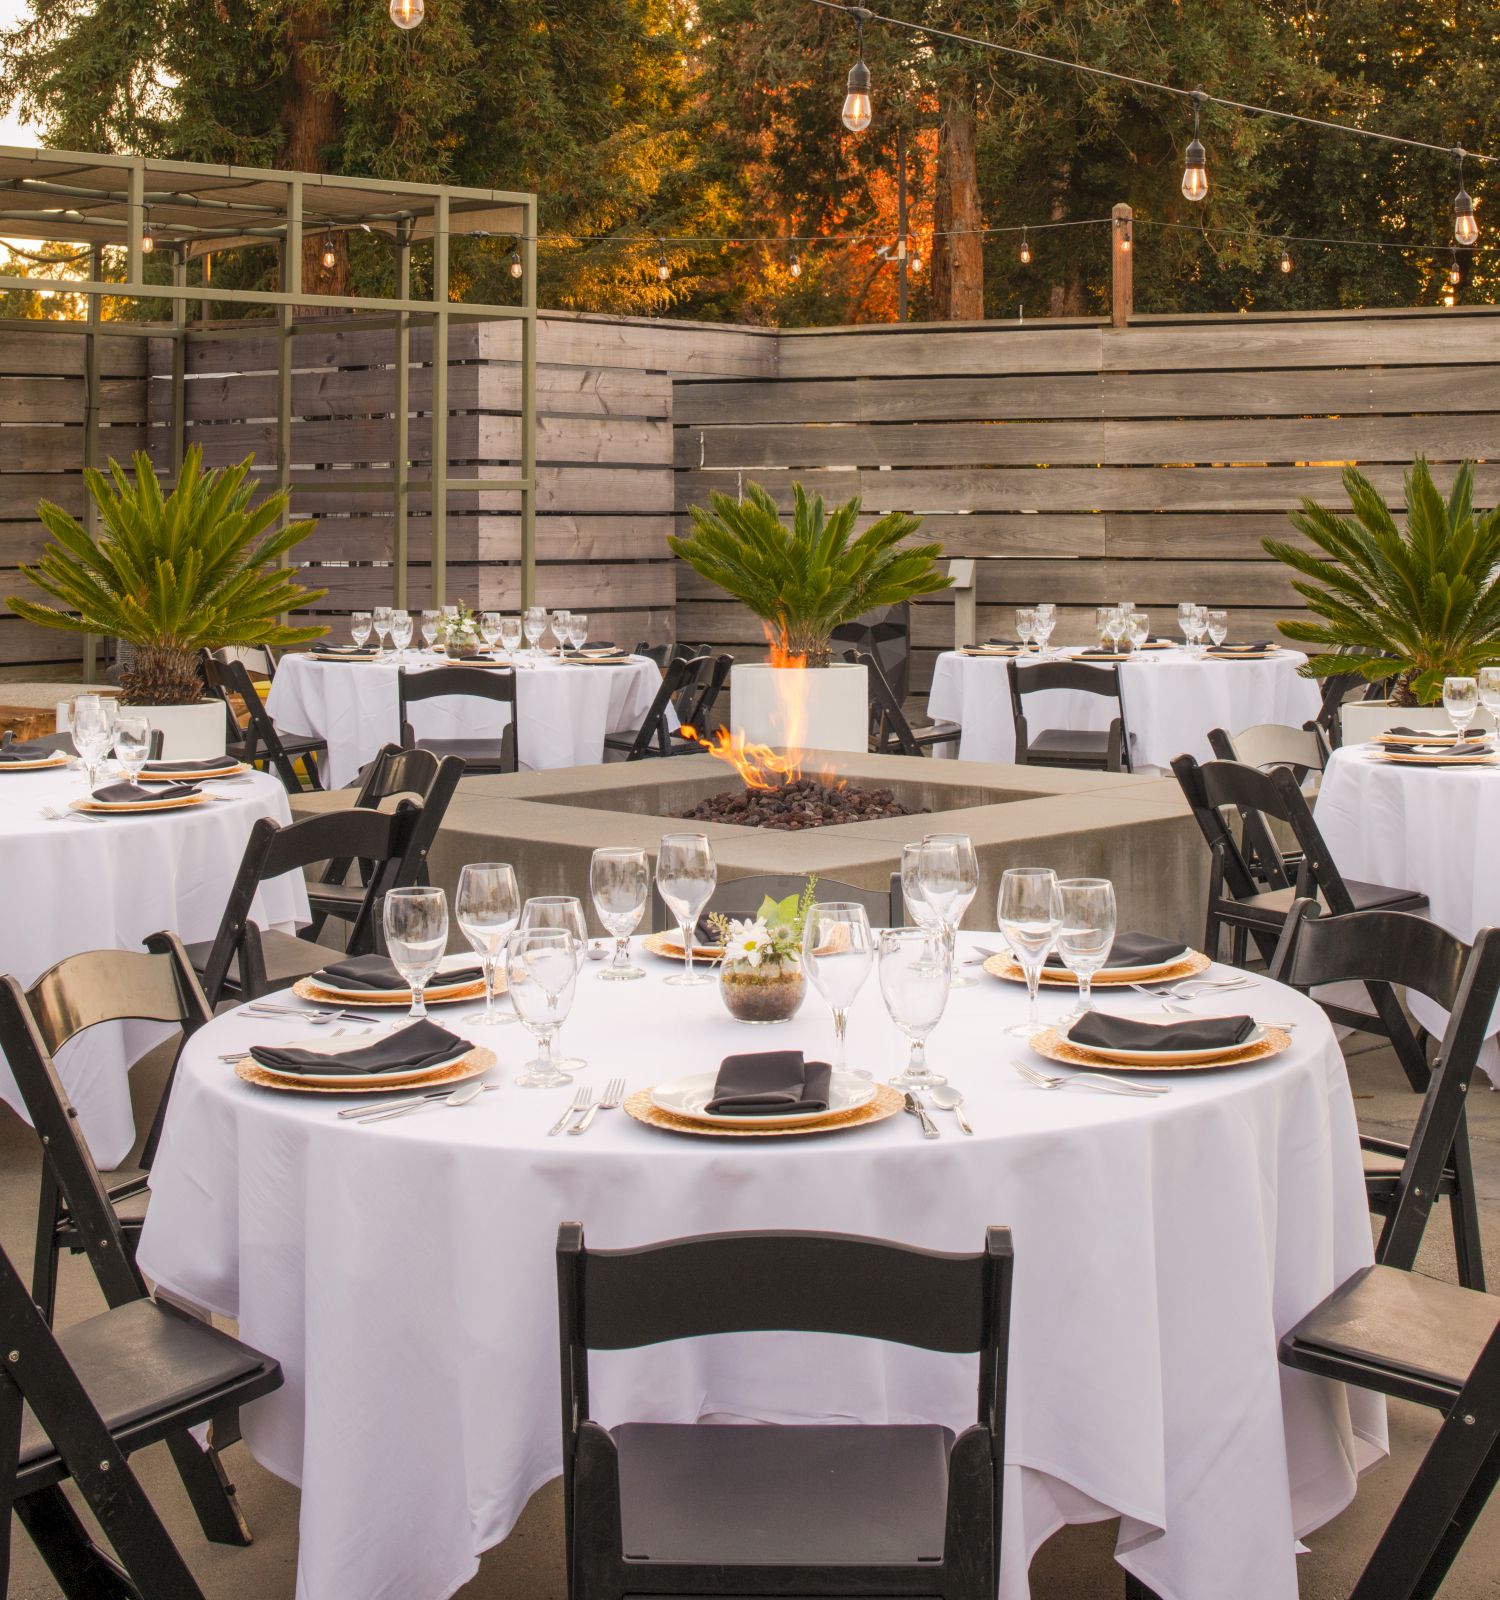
(0, 145), (539, 678)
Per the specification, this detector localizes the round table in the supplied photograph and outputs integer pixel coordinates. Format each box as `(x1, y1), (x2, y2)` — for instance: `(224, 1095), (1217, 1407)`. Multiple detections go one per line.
(1316, 743), (1500, 1085)
(0, 764), (308, 1165)
(926, 647), (1320, 774)
(138, 934), (1383, 1600)
(267, 651), (666, 787)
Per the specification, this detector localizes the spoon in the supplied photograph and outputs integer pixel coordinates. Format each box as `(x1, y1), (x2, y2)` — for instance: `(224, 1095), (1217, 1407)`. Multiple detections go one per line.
(586, 942), (609, 961)
(926, 1084), (973, 1134)
(357, 1078), (489, 1122)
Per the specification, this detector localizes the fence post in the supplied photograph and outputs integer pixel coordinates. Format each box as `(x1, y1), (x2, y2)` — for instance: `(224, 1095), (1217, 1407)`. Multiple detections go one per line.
(948, 559), (977, 648)
(1111, 203), (1133, 329)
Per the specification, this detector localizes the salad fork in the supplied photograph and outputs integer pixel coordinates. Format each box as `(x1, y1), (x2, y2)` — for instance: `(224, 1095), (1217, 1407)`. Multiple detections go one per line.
(569, 1077), (625, 1135)
(1013, 1060), (1167, 1097)
(549, 1086), (593, 1136)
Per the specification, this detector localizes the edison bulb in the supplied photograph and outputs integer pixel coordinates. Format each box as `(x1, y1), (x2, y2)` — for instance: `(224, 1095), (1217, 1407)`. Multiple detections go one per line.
(1450, 258), (1463, 287)
(789, 253), (801, 278)
(140, 224), (154, 254)
(657, 253), (671, 282)
(508, 250), (523, 280)
(1279, 245), (1292, 274)
(842, 60), (871, 133)
(320, 236), (337, 270)
(1454, 188), (1479, 247)
(1019, 239), (1032, 265)
(909, 252), (922, 273)
(389, 0), (423, 29)
(1182, 138), (1208, 202)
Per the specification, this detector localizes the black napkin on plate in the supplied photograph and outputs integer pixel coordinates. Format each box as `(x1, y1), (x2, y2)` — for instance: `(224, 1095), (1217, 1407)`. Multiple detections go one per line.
(1380, 726), (1488, 743)
(312, 953), (484, 991)
(143, 757), (236, 775)
(1066, 1012), (1258, 1053)
(985, 637), (1023, 647)
(250, 1018), (472, 1077)
(0, 739), (61, 762)
(1045, 931), (1185, 971)
(1401, 742), (1494, 758)
(91, 780), (199, 804)
(1208, 641), (1275, 653)
(705, 1050), (834, 1115)
(1078, 647), (1126, 657)
(311, 641), (364, 653)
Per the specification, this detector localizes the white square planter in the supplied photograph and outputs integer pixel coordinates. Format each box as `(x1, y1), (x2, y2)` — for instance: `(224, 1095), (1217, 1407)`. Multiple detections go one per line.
(1339, 700), (1455, 746)
(58, 698), (227, 761)
(729, 661), (868, 754)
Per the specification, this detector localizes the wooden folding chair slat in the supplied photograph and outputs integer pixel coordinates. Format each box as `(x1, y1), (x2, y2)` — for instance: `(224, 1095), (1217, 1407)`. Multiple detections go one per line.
(605, 653), (707, 760)
(201, 650), (325, 793)
(1006, 658), (1129, 772)
(398, 665), (517, 774)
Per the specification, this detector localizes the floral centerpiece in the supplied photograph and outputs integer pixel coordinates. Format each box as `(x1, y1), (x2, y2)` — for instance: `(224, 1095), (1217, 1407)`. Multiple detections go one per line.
(437, 602), (485, 657)
(712, 878), (815, 1024)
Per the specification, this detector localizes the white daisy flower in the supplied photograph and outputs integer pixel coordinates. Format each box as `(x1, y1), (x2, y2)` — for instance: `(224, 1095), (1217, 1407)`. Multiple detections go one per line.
(725, 918), (774, 968)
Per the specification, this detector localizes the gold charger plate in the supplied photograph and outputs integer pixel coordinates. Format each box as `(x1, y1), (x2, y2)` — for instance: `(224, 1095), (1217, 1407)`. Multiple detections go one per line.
(137, 761), (248, 783)
(1374, 749), (1500, 767)
(1029, 1025), (1292, 1073)
(1205, 651), (1280, 662)
(643, 930), (724, 962)
(983, 949), (1211, 988)
(958, 646), (1024, 657)
(293, 973), (494, 1006)
(1370, 731), (1483, 748)
(0, 753), (71, 772)
(71, 791), (209, 814)
(234, 1045), (495, 1095)
(625, 1082), (903, 1138)
(312, 652), (380, 662)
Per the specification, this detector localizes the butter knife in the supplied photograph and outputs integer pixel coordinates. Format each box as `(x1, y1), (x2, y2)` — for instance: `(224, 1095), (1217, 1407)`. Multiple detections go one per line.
(902, 1090), (940, 1138)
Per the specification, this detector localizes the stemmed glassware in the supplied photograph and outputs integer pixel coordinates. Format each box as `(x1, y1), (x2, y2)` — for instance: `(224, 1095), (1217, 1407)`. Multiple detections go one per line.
(1206, 610), (1229, 649)
(383, 886), (449, 1020)
(1033, 603), (1056, 657)
(389, 608), (413, 659)
(568, 613), (590, 651)
(1187, 605), (1209, 656)
(997, 867), (1063, 1039)
(1127, 612), (1150, 654)
(1444, 676), (1480, 744)
(1016, 608), (1036, 653)
(1177, 602), (1197, 649)
(420, 609), (442, 653)
(590, 847), (649, 981)
(550, 610), (571, 650)
(879, 927), (951, 1087)
(656, 832), (717, 986)
(1054, 878), (1116, 1026)
(372, 605), (394, 658)
(70, 694), (113, 793)
(917, 834), (979, 987)
(507, 928), (579, 1089)
(1102, 607), (1127, 653)
(351, 611), (373, 649)
(802, 902), (874, 1077)
(112, 713), (152, 785)
(1095, 606), (1114, 646)
(1478, 667), (1500, 738)
(522, 606), (547, 658)
(456, 862), (520, 1026)
(500, 616), (523, 657)
(480, 612), (503, 653)
(518, 896), (590, 1068)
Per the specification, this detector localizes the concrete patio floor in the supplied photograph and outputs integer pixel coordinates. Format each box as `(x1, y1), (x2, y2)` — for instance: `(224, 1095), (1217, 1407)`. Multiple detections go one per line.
(3, 1029), (1497, 1599)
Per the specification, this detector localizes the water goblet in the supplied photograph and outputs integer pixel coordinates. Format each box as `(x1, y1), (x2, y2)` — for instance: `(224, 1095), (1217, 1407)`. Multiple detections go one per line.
(1444, 676), (1479, 744)
(519, 896), (590, 1068)
(456, 862), (520, 1026)
(372, 605), (393, 658)
(389, 608), (413, 659)
(549, 609), (571, 651)
(1095, 606), (1114, 646)
(351, 611), (373, 649)
(1206, 610), (1228, 649)
(879, 927), (951, 1088)
(1054, 878), (1116, 1026)
(480, 611), (503, 653)
(1015, 608), (1036, 654)
(420, 609), (442, 652)
(803, 902), (874, 1077)
(1127, 612), (1150, 654)
(69, 694), (113, 793)
(568, 613), (590, 651)
(1478, 666), (1500, 737)
(507, 928), (579, 1089)
(1189, 605), (1209, 656)
(590, 847), (649, 981)
(1033, 604), (1056, 657)
(383, 886), (449, 1020)
(111, 713), (152, 785)
(656, 832), (717, 987)
(522, 606), (547, 657)
(1102, 606), (1127, 653)
(499, 616), (523, 656)
(919, 833), (979, 987)
(997, 867), (1063, 1039)
(899, 842), (941, 936)
(1177, 602), (1197, 649)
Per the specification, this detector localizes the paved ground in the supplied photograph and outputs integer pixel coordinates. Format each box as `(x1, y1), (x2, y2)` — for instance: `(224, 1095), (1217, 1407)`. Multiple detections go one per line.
(3, 1029), (1497, 1599)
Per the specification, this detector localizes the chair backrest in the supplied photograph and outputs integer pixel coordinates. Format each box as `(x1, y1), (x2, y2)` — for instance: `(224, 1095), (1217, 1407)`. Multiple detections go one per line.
(202, 650), (304, 786)
(216, 643), (278, 678)
(1208, 721), (1327, 778)
(398, 666), (516, 770)
(1310, 669), (1387, 747)
(680, 653), (733, 734)
(627, 653), (706, 758)
(844, 648), (919, 756)
(832, 602), (911, 704)
(1006, 658), (1126, 768)
(652, 872), (904, 933)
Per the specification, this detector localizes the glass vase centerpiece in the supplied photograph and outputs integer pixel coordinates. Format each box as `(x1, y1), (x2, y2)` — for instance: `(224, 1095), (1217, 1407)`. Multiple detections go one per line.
(712, 879), (815, 1024)
(436, 602), (487, 658)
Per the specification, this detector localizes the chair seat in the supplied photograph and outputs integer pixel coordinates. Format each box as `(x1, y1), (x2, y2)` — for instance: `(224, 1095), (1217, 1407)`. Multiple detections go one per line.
(613, 1422), (953, 1566)
(1235, 880), (1429, 926)
(1282, 1264), (1500, 1402)
(411, 737), (509, 771)
(912, 719), (961, 747)
(185, 929), (339, 994)
(18, 1299), (281, 1483)
(1362, 1145), (1407, 1182)
(307, 880), (367, 915)
(1030, 728), (1113, 762)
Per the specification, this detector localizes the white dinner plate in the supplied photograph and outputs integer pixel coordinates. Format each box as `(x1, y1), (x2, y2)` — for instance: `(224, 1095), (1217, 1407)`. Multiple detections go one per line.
(649, 1069), (877, 1129)
(1061, 1023), (1269, 1066)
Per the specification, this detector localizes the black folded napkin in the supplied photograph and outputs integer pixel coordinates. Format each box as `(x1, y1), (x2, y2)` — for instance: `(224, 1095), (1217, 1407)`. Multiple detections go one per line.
(1211, 640), (1275, 651)
(1066, 1012), (1258, 1053)
(249, 1018), (472, 1077)
(985, 637), (1023, 647)
(143, 757), (237, 775)
(1400, 743), (1494, 758)
(1078, 647), (1126, 657)
(91, 780), (199, 804)
(1045, 931), (1185, 971)
(313, 953), (484, 991)
(1381, 727), (1486, 744)
(706, 1050), (834, 1116)
(0, 739), (62, 762)
(311, 641), (364, 653)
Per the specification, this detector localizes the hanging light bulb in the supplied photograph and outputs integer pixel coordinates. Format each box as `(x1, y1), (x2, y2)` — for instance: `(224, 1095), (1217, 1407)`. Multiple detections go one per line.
(320, 231), (337, 271)
(389, 0), (423, 27)
(508, 248), (523, 280)
(1019, 227), (1031, 265)
(841, 10), (872, 132)
(1449, 249), (1463, 288)
(789, 250), (802, 278)
(1182, 91), (1208, 203)
(1279, 241), (1293, 274)
(657, 250), (671, 282)
(1453, 150), (1479, 247)
(1118, 217), (1132, 252)
(140, 207), (154, 254)
(909, 247), (922, 273)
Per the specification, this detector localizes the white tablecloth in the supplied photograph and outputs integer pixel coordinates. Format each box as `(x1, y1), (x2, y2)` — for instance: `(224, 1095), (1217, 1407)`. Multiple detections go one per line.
(267, 652), (665, 787)
(139, 934), (1383, 1600)
(0, 765), (308, 1166)
(1316, 744), (1500, 1085)
(927, 648), (1320, 774)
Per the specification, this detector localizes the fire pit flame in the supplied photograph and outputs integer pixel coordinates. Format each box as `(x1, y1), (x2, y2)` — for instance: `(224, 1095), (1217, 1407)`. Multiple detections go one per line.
(678, 723), (804, 791)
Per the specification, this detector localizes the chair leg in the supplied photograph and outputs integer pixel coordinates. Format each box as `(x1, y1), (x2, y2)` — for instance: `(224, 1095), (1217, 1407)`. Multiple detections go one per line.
(1367, 980), (1431, 1092)
(1448, 1121), (1487, 1292)
(1231, 924), (1248, 968)
(1124, 1576), (1164, 1600)
(14, 1485), (146, 1598)
(165, 1428), (254, 1546)
(31, 1168), (60, 1326)
(1408, 1435), (1500, 1600)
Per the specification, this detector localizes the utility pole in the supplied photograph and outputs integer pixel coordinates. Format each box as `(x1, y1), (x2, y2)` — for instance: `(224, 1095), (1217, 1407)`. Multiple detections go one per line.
(896, 122), (909, 322)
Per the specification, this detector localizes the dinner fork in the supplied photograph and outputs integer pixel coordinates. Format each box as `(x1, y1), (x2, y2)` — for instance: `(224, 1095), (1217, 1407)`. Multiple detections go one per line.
(1012, 1060), (1167, 1098)
(1151, 998), (1297, 1030)
(1127, 977), (1254, 1000)
(549, 1086), (593, 1136)
(569, 1076), (625, 1135)
(40, 805), (107, 823)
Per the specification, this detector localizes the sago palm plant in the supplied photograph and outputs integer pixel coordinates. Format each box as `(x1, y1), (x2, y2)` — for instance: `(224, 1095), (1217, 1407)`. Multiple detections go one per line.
(1263, 458), (1500, 706)
(6, 448), (327, 704)
(670, 482), (950, 666)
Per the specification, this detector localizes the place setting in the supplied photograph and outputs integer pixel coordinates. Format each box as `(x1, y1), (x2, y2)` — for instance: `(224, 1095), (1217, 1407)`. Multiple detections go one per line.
(1360, 675), (1500, 766)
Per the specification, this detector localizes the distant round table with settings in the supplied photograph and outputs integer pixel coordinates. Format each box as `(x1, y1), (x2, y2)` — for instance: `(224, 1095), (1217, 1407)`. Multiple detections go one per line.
(926, 644), (1320, 774)
(266, 649), (667, 787)
(139, 932), (1383, 1600)
(0, 761), (308, 1165)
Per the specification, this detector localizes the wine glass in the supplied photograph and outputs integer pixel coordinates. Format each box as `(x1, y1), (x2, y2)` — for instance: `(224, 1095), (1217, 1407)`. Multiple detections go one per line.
(1016, 608), (1036, 653)
(519, 896), (589, 1067)
(112, 713), (152, 785)
(1477, 666), (1500, 737)
(656, 832), (717, 986)
(383, 886), (449, 1020)
(568, 613), (590, 651)
(1188, 605), (1209, 656)
(507, 928), (579, 1089)
(1127, 612), (1150, 654)
(803, 902), (874, 1077)
(550, 609), (571, 651)
(420, 609), (441, 653)
(351, 611), (373, 649)
(919, 833), (979, 987)
(1207, 610), (1229, 649)
(1444, 676), (1479, 744)
(69, 694), (112, 793)
(1033, 603), (1056, 657)
(372, 605), (393, 658)
(480, 612), (503, 653)
(1095, 606), (1114, 646)
(1177, 602), (1197, 650)
(997, 867), (1062, 1040)
(500, 616), (523, 657)
(522, 606), (546, 657)
(456, 862), (520, 1026)
(389, 608), (413, 660)
(1055, 878), (1116, 1026)
(1102, 607), (1127, 653)
(879, 927), (951, 1087)
(590, 847), (649, 981)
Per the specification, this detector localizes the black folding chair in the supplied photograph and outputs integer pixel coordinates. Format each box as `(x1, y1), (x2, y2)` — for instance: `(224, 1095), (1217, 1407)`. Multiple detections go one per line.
(398, 664), (518, 774)
(557, 1223), (1014, 1600)
(1280, 1266), (1500, 1600)
(187, 802), (424, 1005)
(847, 649), (960, 757)
(1309, 668), (1384, 750)
(1006, 658), (1129, 771)
(307, 745), (464, 939)
(832, 601), (911, 703)
(677, 652), (733, 740)
(1206, 722), (1329, 885)
(0, 962), (279, 1566)
(201, 649), (326, 792)
(1271, 900), (1500, 1289)
(0, 936), (212, 1325)
(1171, 754), (1431, 1087)
(651, 871), (905, 933)
(2, 728), (164, 760)
(604, 653), (707, 760)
